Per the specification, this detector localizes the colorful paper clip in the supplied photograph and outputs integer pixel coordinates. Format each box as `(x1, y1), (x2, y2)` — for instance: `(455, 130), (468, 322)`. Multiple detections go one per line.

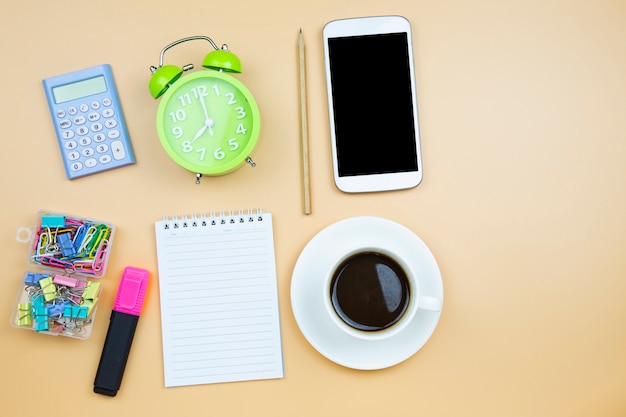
(29, 214), (113, 277)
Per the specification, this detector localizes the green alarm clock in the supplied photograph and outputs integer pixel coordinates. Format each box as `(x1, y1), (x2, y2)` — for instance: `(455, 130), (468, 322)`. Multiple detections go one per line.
(149, 36), (260, 183)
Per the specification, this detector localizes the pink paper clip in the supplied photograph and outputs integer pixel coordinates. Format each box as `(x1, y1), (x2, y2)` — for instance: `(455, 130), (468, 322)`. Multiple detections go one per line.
(40, 256), (73, 271)
(73, 260), (94, 272)
(92, 241), (109, 274)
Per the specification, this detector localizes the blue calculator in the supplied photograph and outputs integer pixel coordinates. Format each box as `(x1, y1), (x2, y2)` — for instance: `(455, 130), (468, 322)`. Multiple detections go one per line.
(43, 64), (136, 179)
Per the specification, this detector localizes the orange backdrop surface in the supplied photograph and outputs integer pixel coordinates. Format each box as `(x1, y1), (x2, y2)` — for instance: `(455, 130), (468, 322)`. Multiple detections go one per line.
(1, 1), (625, 416)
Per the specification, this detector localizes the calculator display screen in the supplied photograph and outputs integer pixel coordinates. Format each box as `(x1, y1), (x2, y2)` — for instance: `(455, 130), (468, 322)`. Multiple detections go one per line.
(52, 76), (107, 104)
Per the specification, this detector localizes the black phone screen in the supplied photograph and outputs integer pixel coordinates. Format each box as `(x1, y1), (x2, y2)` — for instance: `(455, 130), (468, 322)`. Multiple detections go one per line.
(327, 33), (419, 177)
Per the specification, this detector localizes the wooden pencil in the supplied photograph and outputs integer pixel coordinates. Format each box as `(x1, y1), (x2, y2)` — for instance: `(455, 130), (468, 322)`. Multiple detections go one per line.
(298, 29), (312, 215)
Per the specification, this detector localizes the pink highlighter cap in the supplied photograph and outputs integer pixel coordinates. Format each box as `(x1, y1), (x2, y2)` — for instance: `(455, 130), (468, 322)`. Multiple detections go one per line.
(113, 266), (149, 316)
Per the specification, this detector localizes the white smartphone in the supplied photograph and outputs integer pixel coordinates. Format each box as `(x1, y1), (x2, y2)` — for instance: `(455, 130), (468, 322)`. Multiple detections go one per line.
(323, 16), (423, 193)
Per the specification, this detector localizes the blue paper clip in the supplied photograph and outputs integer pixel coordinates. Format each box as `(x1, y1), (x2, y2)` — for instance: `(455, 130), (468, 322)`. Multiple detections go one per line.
(72, 225), (87, 253)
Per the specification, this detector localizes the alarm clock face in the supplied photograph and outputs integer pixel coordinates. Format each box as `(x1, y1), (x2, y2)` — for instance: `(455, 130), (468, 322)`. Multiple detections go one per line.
(156, 71), (260, 175)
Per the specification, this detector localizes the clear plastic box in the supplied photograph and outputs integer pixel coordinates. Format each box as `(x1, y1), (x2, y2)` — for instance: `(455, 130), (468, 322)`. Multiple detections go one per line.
(11, 209), (115, 339)
(10, 270), (102, 339)
(23, 209), (116, 278)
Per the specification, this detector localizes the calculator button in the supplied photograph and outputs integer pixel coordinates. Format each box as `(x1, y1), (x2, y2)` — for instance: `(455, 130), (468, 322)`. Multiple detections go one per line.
(82, 147), (95, 157)
(111, 140), (126, 160)
(80, 103), (89, 112)
(68, 106), (78, 115)
(96, 143), (109, 153)
(91, 101), (101, 110)
(88, 112), (100, 122)
(99, 155), (112, 164)
(85, 158), (97, 168)
(67, 151), (80, 160)
(102, 108), (115, 118)
(102, 98), (112, 106)
(56, 109), (66, 118)
(64, 141), (78, 150)
(69, 161), (83, 171)
(61, 130), (75, 139)
(107, 129), (120, 139)
(74, 115), (86, 125)
(59, 119), (72, 129)
(91, 122), (103, 132)
(104, 119), (117, 129)
(79, 137), (92, 146)
(77, 126), (89, 135)
(93, 133), (106, 143)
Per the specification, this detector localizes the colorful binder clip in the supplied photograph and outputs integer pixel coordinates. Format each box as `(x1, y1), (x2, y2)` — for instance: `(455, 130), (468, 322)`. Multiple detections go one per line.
(32, 296), (49, 332)
(48, 301), (69, 318)
(64, 305), (89, 320)
(82, 282), (101, 302)
(24, 272), (46, 287)
(57, 233), (76, 257)
(15, 272), (100, 337)
(17, 302), (32, 326)
(39, 277), (57, 302)
(41, 215), (66, 228)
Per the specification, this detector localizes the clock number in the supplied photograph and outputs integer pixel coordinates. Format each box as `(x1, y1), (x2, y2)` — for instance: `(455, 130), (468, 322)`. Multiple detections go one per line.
(177, 94), (191, 106)
(196, 147), (206, 160)
(235, 106), (246, 119)
(212, 85), (220, 96)
(168, 110), (187, 123)
(236, 123), (247, 135)
(214, 147), (225, 160)
(181, 141), (193, 153)
(172, 126), (183, 139)
(228, 138), (239, 151)
(225, 92), (236, 105)
(191, 86), (208, 99)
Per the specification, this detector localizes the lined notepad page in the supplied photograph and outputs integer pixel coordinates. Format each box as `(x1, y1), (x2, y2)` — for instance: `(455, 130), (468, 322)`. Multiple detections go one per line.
(154, 211), (284, 387)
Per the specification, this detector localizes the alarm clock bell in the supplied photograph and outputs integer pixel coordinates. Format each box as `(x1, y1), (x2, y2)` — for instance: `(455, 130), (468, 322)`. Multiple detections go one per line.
(149, 36), (242, 99)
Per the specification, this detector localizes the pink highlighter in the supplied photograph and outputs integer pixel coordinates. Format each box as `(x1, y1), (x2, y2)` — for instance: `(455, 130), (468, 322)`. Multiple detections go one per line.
(94, 266), (149, 396)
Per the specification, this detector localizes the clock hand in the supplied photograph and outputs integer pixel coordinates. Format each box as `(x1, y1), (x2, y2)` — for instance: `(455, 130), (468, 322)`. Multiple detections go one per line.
(191, 118), (214, 143)
(191, 124), (208, 142)
(199, 95), (214, 136)
(205, 117), (214, 136)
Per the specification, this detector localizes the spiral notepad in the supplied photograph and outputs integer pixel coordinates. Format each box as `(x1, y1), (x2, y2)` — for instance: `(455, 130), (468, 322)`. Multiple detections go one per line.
(154, 210), (284, 387)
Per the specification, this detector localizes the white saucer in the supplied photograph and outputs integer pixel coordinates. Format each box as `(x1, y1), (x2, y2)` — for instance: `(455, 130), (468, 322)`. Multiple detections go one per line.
(290, 216), (443, 370)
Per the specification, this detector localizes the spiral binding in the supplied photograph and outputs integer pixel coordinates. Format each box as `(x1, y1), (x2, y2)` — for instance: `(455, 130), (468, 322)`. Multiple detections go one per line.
(161, 209), (264, 230)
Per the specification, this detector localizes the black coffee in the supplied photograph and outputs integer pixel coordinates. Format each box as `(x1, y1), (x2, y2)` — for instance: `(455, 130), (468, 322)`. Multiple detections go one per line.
(330, 252), (410, 332)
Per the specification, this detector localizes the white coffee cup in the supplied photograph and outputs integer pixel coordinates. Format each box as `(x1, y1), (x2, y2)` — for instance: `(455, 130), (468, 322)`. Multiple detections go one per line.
(323, 247), (441, 340)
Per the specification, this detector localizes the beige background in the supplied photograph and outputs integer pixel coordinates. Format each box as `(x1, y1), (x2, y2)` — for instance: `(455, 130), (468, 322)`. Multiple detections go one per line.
(2, 0), (625, 415)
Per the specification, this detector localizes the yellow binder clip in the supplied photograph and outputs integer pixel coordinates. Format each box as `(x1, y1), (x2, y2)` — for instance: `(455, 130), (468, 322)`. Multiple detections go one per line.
(17, 302), (32, 327)
(82, 281), (101, 301)
(39, 276), (57, 302)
